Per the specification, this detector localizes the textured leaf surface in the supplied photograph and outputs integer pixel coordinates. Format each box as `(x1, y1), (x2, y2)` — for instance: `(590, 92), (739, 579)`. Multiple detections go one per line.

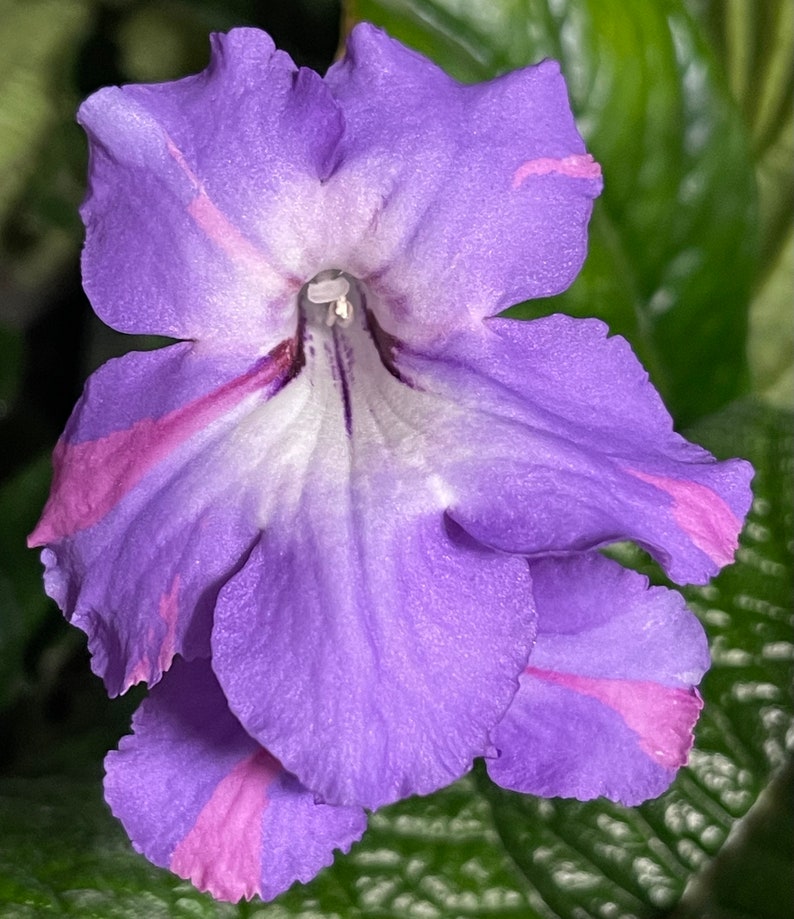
(348, 0), (759, 424)
(1, 400), (790, 918)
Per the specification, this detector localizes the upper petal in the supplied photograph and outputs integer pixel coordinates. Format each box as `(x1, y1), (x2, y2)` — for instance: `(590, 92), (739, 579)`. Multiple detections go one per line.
(79, 23), (600, 351)
(79, 28), (344, 348)
(324, 24), (602, 342)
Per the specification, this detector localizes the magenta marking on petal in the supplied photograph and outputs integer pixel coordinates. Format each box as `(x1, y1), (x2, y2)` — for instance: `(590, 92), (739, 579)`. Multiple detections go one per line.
(187, 194), (273, 272)
(527, 667), (703, 768)
(29, 343), (295, 545)
(512, 154), (602, 188)
(157, 575), (181, 673)
(166, 138), (281, 277)
(120, 576), (181, 688)
(170, 748), (280, 901)
(628, 469), (741, 567)
(123, 651), (154, 690)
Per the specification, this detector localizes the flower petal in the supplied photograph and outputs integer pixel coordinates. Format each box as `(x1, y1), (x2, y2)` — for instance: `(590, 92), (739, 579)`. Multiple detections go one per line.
(104, 658), (366, 903)
(28, 340), (296, 695)
(207, 307), (535, 810)
(323, 25), (601, 343)
(79, 28), (343, 348)
(213, 516), (533, 812)
(487, 554), (709, 804)
(400, 314), (753, 584)
(79, 23), (601, 353)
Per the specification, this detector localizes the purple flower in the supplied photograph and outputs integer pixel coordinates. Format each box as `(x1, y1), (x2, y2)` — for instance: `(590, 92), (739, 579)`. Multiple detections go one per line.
(29, 24), (752, 903)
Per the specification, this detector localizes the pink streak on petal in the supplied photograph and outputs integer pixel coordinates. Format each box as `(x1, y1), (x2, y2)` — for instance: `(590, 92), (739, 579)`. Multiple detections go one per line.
(166, 138), (282, 281)
(119, 577), (180, 690)
(124, 642), (155, 690)
(628, 469), (741, 567)
(157, 574), (181, 673)
(170, 748), (280, 902)
(527, 667), (703, 768)
(512, 154), (602, 188)
(187, 194), (276, 273)
(29, 340), (296, 545)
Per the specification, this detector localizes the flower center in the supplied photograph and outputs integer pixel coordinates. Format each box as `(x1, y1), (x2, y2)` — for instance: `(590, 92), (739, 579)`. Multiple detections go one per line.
(304, 270), (356, 328)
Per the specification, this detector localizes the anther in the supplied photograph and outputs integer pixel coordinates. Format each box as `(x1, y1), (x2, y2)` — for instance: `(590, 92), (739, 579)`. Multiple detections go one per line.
(306, 272), (354, 328)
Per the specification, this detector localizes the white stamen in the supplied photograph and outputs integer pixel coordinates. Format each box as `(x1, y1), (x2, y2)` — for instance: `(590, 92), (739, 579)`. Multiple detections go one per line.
(326, 295), (353, 327)
(307, 274), (354, 327)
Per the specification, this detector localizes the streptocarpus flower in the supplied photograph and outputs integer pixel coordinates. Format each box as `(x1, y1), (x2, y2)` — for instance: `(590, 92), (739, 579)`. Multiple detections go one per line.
(29, 24), (753, 903)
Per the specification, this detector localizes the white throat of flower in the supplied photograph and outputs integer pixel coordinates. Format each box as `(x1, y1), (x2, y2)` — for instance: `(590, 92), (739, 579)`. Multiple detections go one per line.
(306, 272), (354, 328)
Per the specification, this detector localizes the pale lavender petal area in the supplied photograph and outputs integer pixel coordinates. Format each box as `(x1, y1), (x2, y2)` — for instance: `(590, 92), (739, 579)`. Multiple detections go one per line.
(105, 658), (366, 903)
(487, 554), (709, 804)
(213, 517), (533, 812)
(79, 28), (343, 349)
(29, 340), (296, 695)
(78, 23), (601, 353)
(202, 298), (534, 812)
(323, 26), (602, 343)
(399, 314), (753, 585)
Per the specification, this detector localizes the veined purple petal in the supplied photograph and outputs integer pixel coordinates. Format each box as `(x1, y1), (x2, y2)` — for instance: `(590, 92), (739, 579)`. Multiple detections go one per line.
(487, 554), (709, 804)
(207, 304), (535, 809)
(105, 659), (366, 903)
(399, 314), (753, 585)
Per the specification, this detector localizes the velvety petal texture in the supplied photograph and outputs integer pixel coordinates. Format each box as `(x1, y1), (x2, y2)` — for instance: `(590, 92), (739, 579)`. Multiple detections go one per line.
(487, 554), (709, 804)
(203, 303), (536, 809)
(29, 21), (753, 905)
(402, 315), (753, 585)
(214, 518), (533, 810)
(105, 658), (366, 902)
(79, 29), (343, 350)
(323, 26), (603, 342)
(30, 340), (297, 694)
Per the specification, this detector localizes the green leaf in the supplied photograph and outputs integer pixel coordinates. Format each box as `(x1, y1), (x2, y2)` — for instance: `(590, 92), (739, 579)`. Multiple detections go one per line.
(687, 0), (794, 270)
(0, 0), (93, 319)
(347, 0), (759, 424)
(0, 777), (240, 918)
(670, 756), (794, 919)
(0, 0), (91, 219)
(1, 400), (790, 917)
(685, 0), (794, 410)
(115, 1), (226, 84)
(747, 227), (794, 407)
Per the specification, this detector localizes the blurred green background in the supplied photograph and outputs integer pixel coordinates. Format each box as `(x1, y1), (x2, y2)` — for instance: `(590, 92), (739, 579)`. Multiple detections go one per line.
(0, 1), (791, 916)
